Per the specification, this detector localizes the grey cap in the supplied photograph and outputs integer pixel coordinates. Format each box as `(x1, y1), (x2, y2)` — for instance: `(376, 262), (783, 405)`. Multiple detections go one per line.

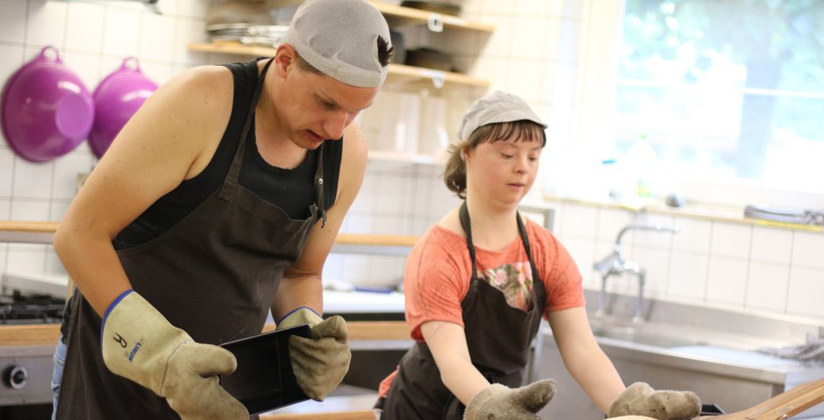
(458, 91), (546, 141)
(282, 0), (391, 88)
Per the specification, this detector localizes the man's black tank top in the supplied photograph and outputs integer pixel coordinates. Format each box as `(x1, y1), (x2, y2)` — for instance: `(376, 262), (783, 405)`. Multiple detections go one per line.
(113, 58), (342, 249)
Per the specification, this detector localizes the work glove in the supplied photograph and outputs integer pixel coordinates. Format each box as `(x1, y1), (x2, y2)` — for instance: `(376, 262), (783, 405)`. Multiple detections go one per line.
(101, 291), (248, 420)
(463, 379), (557, 420)
(608, 382), (701, 420)
(277, 307), (351, 401)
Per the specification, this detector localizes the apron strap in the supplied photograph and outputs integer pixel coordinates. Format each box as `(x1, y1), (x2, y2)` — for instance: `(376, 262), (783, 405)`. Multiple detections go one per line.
(459, 201), (479, 280)
(226, 57), (274, 186)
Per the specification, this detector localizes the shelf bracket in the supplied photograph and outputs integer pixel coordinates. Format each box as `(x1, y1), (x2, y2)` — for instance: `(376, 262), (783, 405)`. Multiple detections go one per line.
(419, 69), (446, 89)
(427, 14), (444, 32)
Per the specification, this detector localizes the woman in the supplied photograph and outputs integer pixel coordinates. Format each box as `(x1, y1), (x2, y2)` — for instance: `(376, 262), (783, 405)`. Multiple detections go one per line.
(374, 92), (700, 420)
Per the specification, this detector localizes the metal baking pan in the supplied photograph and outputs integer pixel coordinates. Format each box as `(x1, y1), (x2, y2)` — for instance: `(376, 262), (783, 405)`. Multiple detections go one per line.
(219, 325), (311, 415)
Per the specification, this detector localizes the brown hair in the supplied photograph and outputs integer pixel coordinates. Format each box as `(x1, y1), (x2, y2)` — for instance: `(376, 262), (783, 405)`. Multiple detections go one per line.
(295, 35), (394, 74)
(443, 120), (546, 198)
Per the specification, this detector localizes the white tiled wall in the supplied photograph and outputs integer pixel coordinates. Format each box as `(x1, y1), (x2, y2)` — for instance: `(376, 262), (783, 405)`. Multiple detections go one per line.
(553, 202), (824, 322)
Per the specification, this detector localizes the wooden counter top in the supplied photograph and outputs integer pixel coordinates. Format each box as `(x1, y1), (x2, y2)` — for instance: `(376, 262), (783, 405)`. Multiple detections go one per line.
(0, 321), (409, 347)
(0, 221), (419, 247)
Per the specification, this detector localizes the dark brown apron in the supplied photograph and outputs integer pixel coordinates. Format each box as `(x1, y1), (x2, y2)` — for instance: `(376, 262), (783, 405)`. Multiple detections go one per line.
(378, 201), (547, 420)
(56, 58), (326, 419)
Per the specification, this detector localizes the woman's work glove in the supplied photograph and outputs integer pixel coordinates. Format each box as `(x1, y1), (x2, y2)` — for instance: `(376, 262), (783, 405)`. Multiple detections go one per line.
(101, 291), (248, 420)
(463, 379), (557, 420)
(276, 307), (351, 401)
(608, 382), (701, 420)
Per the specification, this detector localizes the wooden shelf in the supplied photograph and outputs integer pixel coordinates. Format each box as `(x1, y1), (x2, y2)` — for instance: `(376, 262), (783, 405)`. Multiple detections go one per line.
(365, 0), (494, 33)
(187, 43), (489, 89)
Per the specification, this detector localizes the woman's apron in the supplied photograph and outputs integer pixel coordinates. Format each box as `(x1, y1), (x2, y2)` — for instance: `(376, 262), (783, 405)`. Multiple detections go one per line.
(56, 58), (327, 419)
(379, 202), (547, 419)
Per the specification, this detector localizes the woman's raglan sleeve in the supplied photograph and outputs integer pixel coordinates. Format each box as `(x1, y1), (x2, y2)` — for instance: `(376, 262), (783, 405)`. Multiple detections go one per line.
(532, 224), (586, 312)
(404, 230), (468, 340)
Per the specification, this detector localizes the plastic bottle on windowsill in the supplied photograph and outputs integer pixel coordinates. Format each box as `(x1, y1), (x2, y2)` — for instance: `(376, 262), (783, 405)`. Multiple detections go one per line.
(624, 133), (658, 199)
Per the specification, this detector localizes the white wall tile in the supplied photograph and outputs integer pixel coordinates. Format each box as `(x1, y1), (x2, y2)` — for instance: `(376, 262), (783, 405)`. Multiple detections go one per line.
(706, 257), (748, 306)
(482, 0), (513, 15)
(139, 12), (177, 62)
(367, 255), (406, 288)
(515, 0), (555, 17)
(596, 207), (634, 243)
(557, 20), (582, 65)
(507, 59), (543, 104)
(49, 200), (71, 222)
(550, 62), (577, 107)
(52, 152), (93, 200)
(710, 221), (752, 259)
(173, 17), (209, 64)
(0, 244), (7, 277)
(671, 217), (712, 254)
(103, 7), (141, 57)
(65, 1), (105, 54)
(340, 254), (371, 283)
(0, 0), (27, 43)
(633, 247), (670, 295)
(6, 244), (47, 275)
(787, 267), (824, 319)
(45, 250), (67, 275)
(0, 44), (24, 84)
(480, 15), (513, 58)
(176, 0), (211, 19)
(750, 226), (793, 265)
(61, 50), (102, 94)
(791, 231), (824, 270)
(561, 0), (586, 20)
(667, 252), (709, 301)
(557, 203), (598, 239)
(26, 0), (67, 48)
(0, 199), (10, 219)
(634, 213), (676, 249)
(11, 158), (53, 199)
(10, 200), (50, 220)
(510, 16), (549, 60)
(745, 261), (790, 313)
(0, 148), (14, 197)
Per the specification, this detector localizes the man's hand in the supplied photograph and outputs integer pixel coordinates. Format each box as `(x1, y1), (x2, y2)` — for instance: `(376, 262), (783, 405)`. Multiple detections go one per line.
(608, 382), (701, 420)
(101, 291), (248, 420)
(277, 307), (351, 401)
(463, 379), (556, 420)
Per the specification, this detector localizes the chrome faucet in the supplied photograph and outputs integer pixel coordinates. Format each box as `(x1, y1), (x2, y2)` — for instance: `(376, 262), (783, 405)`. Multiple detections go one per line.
(593, 223), (679, 323)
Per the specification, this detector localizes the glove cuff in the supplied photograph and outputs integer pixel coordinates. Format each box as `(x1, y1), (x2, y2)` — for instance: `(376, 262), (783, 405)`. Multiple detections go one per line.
(101, 291), (190, 395)
(277, 306), (323, 330)
(464, 384), (508, 419)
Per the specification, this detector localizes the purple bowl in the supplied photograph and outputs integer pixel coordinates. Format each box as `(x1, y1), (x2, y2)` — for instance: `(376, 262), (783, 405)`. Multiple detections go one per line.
(1, 46), (94, 163)
(89, 57), (158, 159)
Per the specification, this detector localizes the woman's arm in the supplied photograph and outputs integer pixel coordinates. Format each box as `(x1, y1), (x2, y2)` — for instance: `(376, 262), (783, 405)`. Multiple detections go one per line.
(548, 306), (625, 413)
(271, 120), (368, 320)
(421, 321), (490, 405)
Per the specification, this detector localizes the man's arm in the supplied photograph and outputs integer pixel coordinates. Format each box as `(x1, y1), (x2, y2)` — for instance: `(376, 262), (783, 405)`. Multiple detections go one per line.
(53, 65), (234, 316)
(271, 120), (368, 321)
(548, 306), (625, 413)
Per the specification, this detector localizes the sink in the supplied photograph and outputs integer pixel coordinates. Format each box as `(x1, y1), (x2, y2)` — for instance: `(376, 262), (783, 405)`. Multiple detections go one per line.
(590, 323), (699, 348)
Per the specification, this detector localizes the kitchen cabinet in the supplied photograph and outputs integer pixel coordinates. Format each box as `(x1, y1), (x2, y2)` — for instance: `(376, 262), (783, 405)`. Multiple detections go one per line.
(188, 0), (493, 164)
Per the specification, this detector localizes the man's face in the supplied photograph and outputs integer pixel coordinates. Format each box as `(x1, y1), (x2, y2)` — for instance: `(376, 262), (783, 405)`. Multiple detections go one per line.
(278, 63), (379, 149)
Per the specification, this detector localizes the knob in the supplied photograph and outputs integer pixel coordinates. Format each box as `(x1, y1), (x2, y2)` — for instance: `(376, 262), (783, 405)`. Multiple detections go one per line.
(6, 365), (27, 390)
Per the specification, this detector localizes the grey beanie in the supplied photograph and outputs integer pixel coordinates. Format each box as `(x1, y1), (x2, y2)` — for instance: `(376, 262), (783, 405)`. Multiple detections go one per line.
(458, 91), (546, 141)
(282, 0), (391, 88)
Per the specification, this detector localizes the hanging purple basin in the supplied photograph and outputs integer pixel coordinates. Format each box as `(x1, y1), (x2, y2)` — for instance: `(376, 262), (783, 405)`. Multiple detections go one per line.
(1, 46), (94, 163)
(89, 57), (158, 159)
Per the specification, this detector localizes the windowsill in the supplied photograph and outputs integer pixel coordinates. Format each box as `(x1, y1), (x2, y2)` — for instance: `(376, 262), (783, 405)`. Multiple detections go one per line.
(542, 194), (824, 234)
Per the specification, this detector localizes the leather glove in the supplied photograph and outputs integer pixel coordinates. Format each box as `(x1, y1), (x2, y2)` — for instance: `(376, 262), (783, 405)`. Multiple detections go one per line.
(463, 379), (557, 420)
(101, 291), (248, 420)
(277, 307), (351, 401)
(608, 382), (701, 420)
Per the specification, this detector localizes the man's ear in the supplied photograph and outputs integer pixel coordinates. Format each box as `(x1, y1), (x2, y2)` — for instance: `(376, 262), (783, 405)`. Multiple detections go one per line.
(274, 44), (297, 78)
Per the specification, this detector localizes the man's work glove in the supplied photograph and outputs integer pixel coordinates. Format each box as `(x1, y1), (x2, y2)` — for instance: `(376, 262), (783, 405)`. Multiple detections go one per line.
(276, 307), (351, 401)
(464, 379), (557, 420)
(608, 382), (701, 420)
(101, 291), (248, 420)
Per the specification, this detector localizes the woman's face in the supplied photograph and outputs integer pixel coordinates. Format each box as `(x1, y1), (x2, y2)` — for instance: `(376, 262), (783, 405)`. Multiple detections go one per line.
(464, 136), (543, 210)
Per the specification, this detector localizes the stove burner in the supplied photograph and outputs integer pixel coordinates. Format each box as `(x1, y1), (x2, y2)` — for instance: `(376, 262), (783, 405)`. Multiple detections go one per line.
(0, 290), (65, 324)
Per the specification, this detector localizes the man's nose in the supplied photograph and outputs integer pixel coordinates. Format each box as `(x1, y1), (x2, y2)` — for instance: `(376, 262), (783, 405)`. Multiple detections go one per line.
(323, 111), (350, 140)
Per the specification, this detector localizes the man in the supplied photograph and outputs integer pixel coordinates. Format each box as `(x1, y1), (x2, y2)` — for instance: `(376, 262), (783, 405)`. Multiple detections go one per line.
(51, 1), (393, 418)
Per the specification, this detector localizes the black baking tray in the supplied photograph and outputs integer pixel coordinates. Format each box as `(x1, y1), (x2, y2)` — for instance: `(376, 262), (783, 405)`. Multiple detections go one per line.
(700, 403), (725, 415)
(219, 325), (311, 415)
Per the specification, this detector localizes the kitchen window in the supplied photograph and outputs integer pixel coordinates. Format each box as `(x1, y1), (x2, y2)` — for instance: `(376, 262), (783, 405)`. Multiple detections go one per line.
(576, 0), (824, 209)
